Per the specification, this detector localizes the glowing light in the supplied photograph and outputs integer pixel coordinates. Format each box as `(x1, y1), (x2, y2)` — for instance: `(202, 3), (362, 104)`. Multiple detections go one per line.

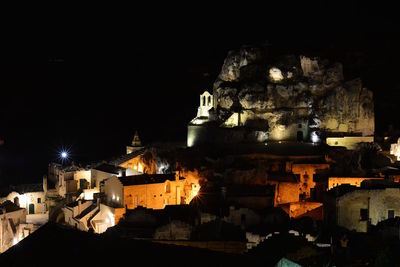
(269, 67), (284, 82)
(116, 196), (120, 201)
(112, 195), (115, 200)
(58, 147), (72, 163)
(193, 190), (198, 197)
(13, 237), (18, 245)
(107, 214), (115, 226)
(311, 131), (320, 143)
(138, 162), (143, 173)
(19, 194), (27, 208)
(157, 162), (170, 174)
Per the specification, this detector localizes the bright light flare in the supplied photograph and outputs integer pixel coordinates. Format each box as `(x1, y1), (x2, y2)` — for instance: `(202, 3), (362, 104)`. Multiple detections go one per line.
(57, 146), (72, 163)
(311, 131), (320, 144)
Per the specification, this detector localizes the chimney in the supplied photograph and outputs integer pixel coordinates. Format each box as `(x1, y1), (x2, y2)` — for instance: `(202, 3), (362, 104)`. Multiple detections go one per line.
(43, 175), (48, 193)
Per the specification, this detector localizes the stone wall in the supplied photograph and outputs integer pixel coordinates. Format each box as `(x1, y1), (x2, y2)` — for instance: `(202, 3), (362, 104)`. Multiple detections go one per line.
(326, 136), (374, 150)
(337, 188), (400, 232)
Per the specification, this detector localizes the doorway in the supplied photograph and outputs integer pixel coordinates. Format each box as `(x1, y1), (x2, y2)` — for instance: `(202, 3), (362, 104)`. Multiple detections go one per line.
(29, 203), (35, 214)
(297, 131), (303, 142)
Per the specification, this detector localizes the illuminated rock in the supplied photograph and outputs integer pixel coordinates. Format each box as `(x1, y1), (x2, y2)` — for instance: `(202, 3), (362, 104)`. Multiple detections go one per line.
(215, 86), (237, 109)
(187, 45), (374, 146)
(269, 67), (284, 82)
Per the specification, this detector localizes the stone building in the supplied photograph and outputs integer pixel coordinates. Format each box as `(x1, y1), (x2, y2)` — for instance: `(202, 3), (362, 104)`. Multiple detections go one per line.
(0, 201), (31, 253)
(330, 185), (400, 232)
(0, 184), (46, 216)
(104, 172), (200, 211)
(187, 46), (374, 147)
(62, 200), (99, 231)
(47, 162), (125, 200)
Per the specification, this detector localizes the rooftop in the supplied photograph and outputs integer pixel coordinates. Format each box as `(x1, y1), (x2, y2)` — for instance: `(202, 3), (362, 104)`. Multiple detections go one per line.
(109, 148), (146, 166)
(92, 163), (124, 174)
(0, 200), (23, 213)
(118, 173), (182, 186)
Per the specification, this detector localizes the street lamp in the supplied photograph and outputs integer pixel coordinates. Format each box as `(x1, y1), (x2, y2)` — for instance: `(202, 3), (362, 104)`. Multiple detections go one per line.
(61, 151), (68, 159)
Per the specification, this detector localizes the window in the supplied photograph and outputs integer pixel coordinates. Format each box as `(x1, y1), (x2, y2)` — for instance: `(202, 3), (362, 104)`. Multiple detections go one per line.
(360, 209), (368, 221)
(207, 95), (211, 106)
(37, 198), (41, 203)
(202, 96), (206, 106)
(388, 210), (395, 219)
(298, 123), (302, 128)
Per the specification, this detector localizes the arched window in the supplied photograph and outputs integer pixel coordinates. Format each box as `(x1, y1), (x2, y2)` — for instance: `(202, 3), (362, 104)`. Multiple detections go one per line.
(207, 95), (211, 106)
(165, 181), (171, 193)
(202, 96), (206, 106)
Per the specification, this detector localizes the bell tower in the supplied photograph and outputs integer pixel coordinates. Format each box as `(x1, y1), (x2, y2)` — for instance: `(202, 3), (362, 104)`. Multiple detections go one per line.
(126, 131), (144, 154)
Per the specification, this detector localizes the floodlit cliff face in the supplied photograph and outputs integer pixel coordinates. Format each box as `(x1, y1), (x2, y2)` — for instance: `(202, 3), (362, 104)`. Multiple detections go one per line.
(210, 46), (374, 142)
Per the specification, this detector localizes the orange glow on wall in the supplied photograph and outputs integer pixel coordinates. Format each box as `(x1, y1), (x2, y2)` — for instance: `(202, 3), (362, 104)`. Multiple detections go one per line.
(328, 177), (383, 190)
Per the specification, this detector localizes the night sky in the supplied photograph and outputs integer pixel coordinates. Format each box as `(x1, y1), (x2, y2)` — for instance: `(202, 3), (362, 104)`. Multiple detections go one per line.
(1, 4), (400, 185)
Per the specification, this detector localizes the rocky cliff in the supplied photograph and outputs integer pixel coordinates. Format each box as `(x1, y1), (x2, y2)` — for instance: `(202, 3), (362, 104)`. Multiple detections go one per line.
(211, 46), (374, 141)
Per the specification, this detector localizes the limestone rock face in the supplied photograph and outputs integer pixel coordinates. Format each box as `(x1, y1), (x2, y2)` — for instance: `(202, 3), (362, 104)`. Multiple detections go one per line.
(218, 47), (264, 82)
(212, 45), (374, 140)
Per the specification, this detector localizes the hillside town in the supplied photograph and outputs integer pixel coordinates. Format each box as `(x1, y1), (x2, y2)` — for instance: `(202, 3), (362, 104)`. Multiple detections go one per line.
(2, 46), (400, 266)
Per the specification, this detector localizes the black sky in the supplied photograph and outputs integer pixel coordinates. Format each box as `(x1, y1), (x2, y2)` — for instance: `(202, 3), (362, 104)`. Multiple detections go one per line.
(1, 4), (400, 184)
